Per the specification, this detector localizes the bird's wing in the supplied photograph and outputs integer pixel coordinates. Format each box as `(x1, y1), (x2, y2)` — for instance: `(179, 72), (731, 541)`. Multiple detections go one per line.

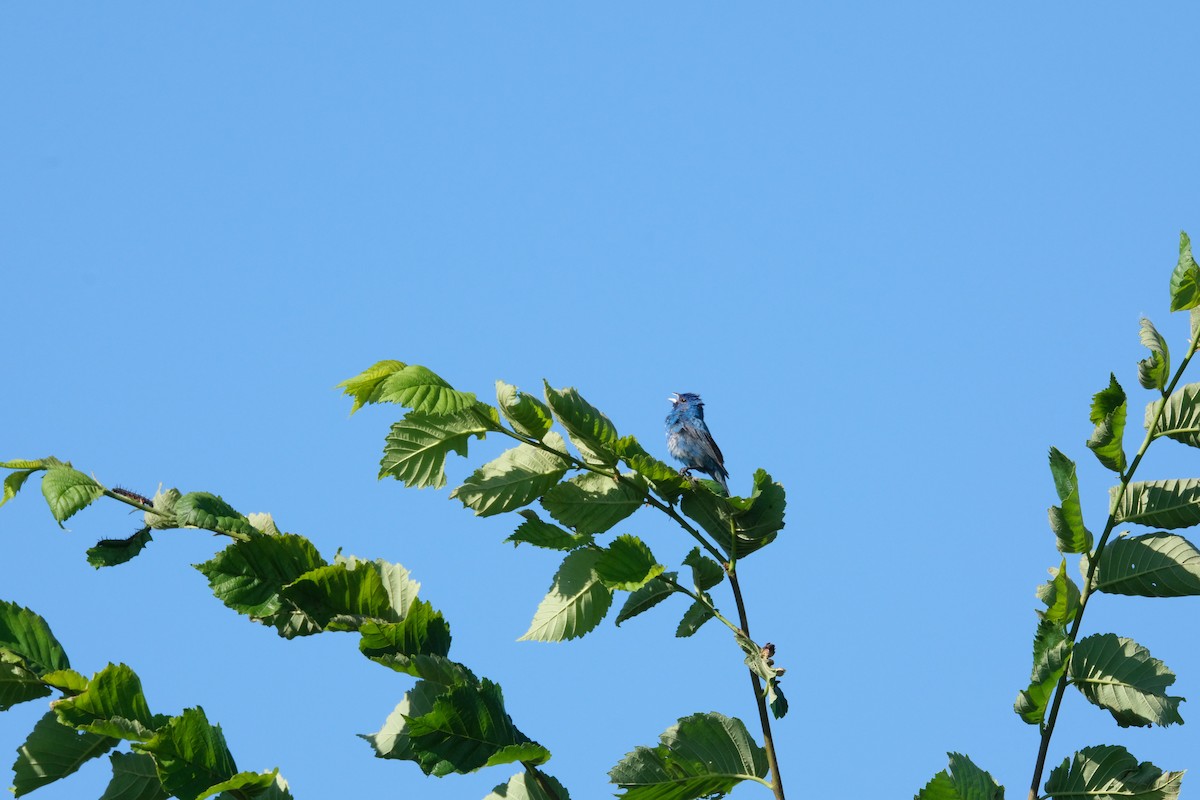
(692, 420), (725, 469)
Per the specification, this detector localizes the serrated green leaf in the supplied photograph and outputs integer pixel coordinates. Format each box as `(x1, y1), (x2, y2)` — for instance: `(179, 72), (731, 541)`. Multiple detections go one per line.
(404, 678), (543, 777)
(543, 383), (619, 467)
(615, 573), (679, 626)
(682, 548), (724, 592)
(337, 360), (407, 413)
(679, 470), (785, 559)
(485, 742), (552, 769)
(1014, 619), (1071, 725)
(372, 364), (478, 415)
(915, 752), (1004, 800)
(358, 600), (452, 673)
(361, 680), (444, 762)
(87, 527), (154, 568)
(541, 472), (646, 535)
(613, 437), (687, 504)
(1087, 374), (1127, 473)
(144, 487), (181, 530)
(484, 771), (572, 800)
(519, 549), (612, 642)
(173, 493), (255, 540)
(734, 633), (788, 720)
(451, 434), (570, 517)
(1170, 231), (1200, 312)
(608, 712), (769, 800)
(1047, 448), (1092, 553)
(196, 533), (328, 636)
(281, 559), (397, 632)
(1114, 479), (1200, 529)
(1139, 318), (1171, 392)
(54, 663), (157, 742)
(0, 661), (51, 711)
(1045, 745), (1182, 800)
(133, 707), (237, 800)
(1069, 633), (1183, 727)
(675, 599), (714, 638)
(196, 769), (279, 800)
(1148, 383), (1200, 448)
(595, 535), (664, 591)
(1, 469), (34, 509)
(12, 711), (118, 797)
(379, 405), (496, 489)
(41, 668), (88, 694)
(506, 510), (593, 551)
(497, 381), (554, 440)
(1096, 531), (1200, 596)
(40, 467), (104, 525)
(0, 457), (63, 470)
(0, 600), (69, 676)
(99, 751), (170, 800)
(1036, 559), (1080, 625)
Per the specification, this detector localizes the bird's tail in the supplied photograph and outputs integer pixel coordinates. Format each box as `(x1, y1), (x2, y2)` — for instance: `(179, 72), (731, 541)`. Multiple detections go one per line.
(712, 469), (729, 495)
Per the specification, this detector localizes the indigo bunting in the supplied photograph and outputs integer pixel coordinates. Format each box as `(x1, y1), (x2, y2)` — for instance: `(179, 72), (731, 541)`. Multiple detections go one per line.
(665, 392), (729, 494)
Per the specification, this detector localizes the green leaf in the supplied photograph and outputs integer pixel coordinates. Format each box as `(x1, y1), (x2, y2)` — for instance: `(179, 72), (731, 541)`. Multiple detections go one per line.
(87, 527), (154, 568)
(144, 487), (182, 530)
(99, 751), (170, 800)
(404, 679), (546, 777)
(519, 549), (612, 642)
(41, 668), (88, 694)
(1169, 231), (1200, 312)
(54, 663), (157, 742)
(358, 600), (453, 672)
(613, 437), (687, 504)
(682, 548), (724, 592)
(1036, 559), (1080, 626)
(361, 681), (444, 762)
(915, 752), (1003, 800)
(174, 493), (256, 540)
(541, 472), (646, 535)
(1139, 318), (1171, 392)
(484, 771), (572, 800)
(1069, 633), (1183, 727)
(1096, 531), (1200, 596)
(1014, 619), (1071, 726)
(1148, 382), (1200, 447)
(281, 559), (397, 632)
(1114, 479), (1200, 529)
(196, 533), (328, 632)
(0, 600), (70, 676)
(336, 360), (406, 413)
(372, 364), (478, 415)
(675, 599), (714, 638)
(543, 383), (619, 467)
(735, 634), (788, 720)
(1045, 745), (1182, 800)
(450, 433), (570, 517)
(679, 470), (785, 559)
(134, 707), (237, 800)
(1, 469), (34, 509)
(1047, 448), (1092, 553)
(1086, 374), (1127, 473)
(608, 712), (769, 800)
(0, 457), (63, 470)
(496, 381), (554, 440)
(380, 405), (496, 489)
(615, 573), (678, 626)
(196, 770), (279, 800)
(595, 535), (665, 591)
(0, 661), (52, 710)
(506, 510), (593, 551)
(41, 466), (104, 525)
(12, 711), (117, 797)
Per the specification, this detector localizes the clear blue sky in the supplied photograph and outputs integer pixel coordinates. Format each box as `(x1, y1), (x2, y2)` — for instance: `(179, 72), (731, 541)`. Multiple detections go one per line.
(4, 4), (1200, 799)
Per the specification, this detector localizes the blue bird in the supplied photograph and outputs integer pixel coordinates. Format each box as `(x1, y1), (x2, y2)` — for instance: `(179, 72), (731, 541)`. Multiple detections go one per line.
(665, 392), (729, 494)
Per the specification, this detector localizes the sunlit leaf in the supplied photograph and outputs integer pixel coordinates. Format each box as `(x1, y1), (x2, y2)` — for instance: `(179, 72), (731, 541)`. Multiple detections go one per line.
(675, 599), (714, 638)
(173, 493), (255, 540)
(1, 469), (34, 509)
(1036, 559), (1080, 625)
(1046, 448), (1091, 553)
(196, 769), (279, 800)
(1069, 633), (1183, 727)
(608, 712), (769, 800)
(0, 600), (69, 676)
(519, 550), (612, 642)
(99, 751), (169, 800)
(915, 752), (1003, 800)
(615, 573), (678, 626)
(595, 535), (664, 591)
(1014, 620), (1070, 726)
(360, 681), (444, 763)
(1169, 231), (1200, 312)
(1045, 745), (1181, 800)
(1139, 318), (1171, 392)
(484, 770), (572, 800)
(379, 405), (496, 489)
(1086, 374), (1127, 473)
(682, 548), (724, 592)
(337, 360), (406, 414)
(372, 364), (478, 416)
(40, 466), (103, 525)
(543, 383), (619, 467)
(613, 437), (687, 504)
(680, 470), (784, 559)
(0, 661), (51, 711)
(496, 381), (554, 440)
(506, 510), (593, 551)
(1096, 532), (1200, 597)
(1148, 383), (1200, 447)
(541, 472), (645, 535)
(451, 434), (570, 517)
(54, 663), (157, 742)
(134, 707), (238, 800)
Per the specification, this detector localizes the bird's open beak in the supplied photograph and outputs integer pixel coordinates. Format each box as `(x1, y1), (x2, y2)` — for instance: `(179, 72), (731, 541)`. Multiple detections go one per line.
(668, 393), (679, 404)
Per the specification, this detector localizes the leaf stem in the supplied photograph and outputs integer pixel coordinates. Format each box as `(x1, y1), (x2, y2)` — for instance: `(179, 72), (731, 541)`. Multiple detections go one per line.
(1026, 324), (1200, 800)
(728, 569), (784, 800)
